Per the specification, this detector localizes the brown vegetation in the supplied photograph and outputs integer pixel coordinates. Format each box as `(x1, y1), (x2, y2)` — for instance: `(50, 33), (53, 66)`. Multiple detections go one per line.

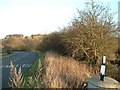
(44, 52), (94, 88)
(9, 51), (120, 88)
(3, 34), (46, 51)
(40, 1), (120, 82)
(41, 1), (118, 66)
(9, 59), (43, 88)
(9, 52), (96, 88)
(9, 62), (25, 88)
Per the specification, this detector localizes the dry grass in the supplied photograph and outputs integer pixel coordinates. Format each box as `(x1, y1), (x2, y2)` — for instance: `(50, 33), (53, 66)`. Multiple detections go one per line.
(9, 52), (95, 88)
(9, 60), (43, 88)
(9, 62), (25, 88)
(44, 52), (91, 88)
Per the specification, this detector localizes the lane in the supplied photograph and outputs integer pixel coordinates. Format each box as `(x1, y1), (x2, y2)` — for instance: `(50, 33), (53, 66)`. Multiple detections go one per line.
(2, 52), (29, 65)
(1, 51), (37, 88)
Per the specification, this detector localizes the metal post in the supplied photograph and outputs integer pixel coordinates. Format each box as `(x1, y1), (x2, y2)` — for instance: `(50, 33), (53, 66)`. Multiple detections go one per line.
(100, 56), (106, 81)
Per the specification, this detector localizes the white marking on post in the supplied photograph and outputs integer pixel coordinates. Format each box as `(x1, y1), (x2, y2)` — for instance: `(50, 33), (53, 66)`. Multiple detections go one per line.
(100, 65), (105, 75)
(103, 56), (106, 64)
(100, 55), (106, 81)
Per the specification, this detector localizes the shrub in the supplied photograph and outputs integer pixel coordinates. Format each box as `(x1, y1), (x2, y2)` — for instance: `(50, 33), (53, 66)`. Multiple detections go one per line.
(59, 1), (118, 65)
(106, 62), (120, 82)
(40, 33), (66, 54)
(7, 49), (13, 54)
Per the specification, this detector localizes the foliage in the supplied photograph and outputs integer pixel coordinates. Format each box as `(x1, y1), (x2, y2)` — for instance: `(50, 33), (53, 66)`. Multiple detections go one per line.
(106, 62), (120, 82)
(9, 59), (44, 88)
(3, 34), (45, 51)
(25, 59), (44, 88)
(58, 1), (118, 65)
(40, 33), (66, 54)
(7, 49), (13, 54)
(3, 36), (25, 50)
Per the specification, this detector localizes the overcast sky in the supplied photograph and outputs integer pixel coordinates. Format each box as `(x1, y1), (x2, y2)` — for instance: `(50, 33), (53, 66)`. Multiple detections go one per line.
(0, 0), (119, 39)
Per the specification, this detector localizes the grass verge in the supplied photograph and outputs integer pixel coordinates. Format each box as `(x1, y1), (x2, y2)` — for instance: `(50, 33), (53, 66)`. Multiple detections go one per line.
(23, 51), (45, 88)
(1, 52), (17, 59)
(24, 52), (45, 77)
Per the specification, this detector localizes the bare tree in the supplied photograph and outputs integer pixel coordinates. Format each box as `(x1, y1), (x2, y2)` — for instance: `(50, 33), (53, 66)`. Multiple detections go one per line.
(60, 1), (118, 65)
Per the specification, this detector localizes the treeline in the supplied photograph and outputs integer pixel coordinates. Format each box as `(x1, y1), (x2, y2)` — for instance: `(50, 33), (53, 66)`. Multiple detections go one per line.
(2, 34), (46, 51)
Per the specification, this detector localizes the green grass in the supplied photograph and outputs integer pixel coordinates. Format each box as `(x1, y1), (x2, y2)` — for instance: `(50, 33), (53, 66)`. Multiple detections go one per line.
(24, 52), (45, 76)
(23, 51), (45, 88)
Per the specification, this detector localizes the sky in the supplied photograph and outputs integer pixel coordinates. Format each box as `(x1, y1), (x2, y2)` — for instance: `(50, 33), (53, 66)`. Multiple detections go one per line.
(0, 0), (119, 39)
